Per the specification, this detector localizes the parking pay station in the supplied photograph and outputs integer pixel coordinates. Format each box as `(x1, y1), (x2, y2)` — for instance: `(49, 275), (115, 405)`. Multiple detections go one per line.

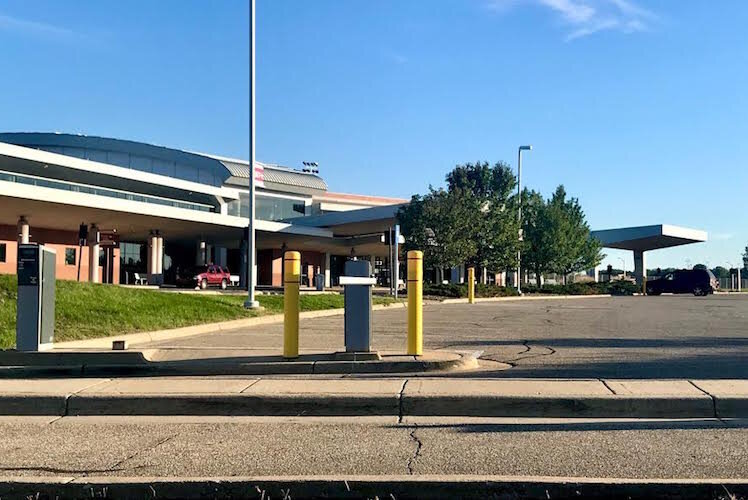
(16, 243), (56, 351)
(339, 260), (376, 353)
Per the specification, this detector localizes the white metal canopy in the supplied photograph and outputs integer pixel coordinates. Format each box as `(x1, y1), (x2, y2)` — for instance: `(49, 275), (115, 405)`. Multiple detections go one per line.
(591, 224), (707, 252)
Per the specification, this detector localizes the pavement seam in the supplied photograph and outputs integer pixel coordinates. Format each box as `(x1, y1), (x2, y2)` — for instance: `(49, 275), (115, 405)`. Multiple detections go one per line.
(62, 378), (113, 417)
(599, 379), (617, 395)
(239, 379), (262, 394)
(47, 414), (65, 425)
(62, 394), (71, 417)
(398, 379), (409, 424)
(687, 380), (721, 421)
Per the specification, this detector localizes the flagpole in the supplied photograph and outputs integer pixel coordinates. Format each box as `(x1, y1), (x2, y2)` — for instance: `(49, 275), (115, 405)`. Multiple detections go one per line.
(245, 0), (260, 309)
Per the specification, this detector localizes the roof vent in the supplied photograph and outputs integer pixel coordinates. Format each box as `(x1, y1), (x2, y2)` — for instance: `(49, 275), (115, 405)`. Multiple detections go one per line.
(302, 161), (319, 174)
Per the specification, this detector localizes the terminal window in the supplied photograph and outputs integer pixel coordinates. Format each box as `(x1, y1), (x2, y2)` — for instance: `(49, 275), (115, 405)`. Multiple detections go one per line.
(0, 243), (5, 263)
(65, 248), (76, 266)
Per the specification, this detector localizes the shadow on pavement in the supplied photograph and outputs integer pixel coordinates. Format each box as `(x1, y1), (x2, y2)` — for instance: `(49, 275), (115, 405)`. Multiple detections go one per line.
(393, 419), (748, 433)
(449, 353), (748, 379)
(437, 336), (748, 349)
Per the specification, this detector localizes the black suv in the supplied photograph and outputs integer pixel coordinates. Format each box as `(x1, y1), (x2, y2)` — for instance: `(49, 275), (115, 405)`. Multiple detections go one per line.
(646, 269), (718, 296)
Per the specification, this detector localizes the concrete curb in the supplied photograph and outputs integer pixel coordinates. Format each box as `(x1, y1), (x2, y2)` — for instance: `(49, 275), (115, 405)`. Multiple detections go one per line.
(0, 475), (746, 500)
(401, 394), (717, 419)
(0, 389), (742, 419)
(64, 394), (401, 416)
(440, 294), (612, 304)
(53, 302), (406, 349)
(0, 350), (478, 378)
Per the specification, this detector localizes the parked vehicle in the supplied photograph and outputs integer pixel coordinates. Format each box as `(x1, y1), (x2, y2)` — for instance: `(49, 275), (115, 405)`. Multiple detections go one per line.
(646, 269), (718, 296)
(177, 265), (232, 290)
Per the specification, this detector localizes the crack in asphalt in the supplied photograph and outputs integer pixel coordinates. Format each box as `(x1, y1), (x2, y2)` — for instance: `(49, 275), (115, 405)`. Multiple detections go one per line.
(61, 433), (181, 481)
(491, 340), (557, 367)
(406, 425), (423, 475)
(687, 380), (725, 423)
(398, 379), (409, 424)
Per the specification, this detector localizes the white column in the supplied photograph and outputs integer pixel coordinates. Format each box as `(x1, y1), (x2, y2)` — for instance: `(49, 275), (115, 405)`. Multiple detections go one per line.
(482, 267), (488, 285)
(156, 234), (164, 274)
(148, 232), (158, 284)
(324, 252), (331, 288)
(196, 241), (206, 266)
(17, 217), (30, 244)
(633, 250), (647, 289)
(88, 225), (100, 283)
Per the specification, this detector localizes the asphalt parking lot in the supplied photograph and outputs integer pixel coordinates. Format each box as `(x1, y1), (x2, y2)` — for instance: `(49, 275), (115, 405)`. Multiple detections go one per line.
(146, 294), (748, 379)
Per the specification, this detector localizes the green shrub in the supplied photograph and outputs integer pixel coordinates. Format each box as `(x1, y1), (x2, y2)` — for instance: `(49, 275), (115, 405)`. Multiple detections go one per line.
(475, 284), (520, 297)
(523, 280), (637, 296)
(605, 280), (639, 296)
(423, 283), (465, 298)
(419, 279), (638, 298)
(423, 282), (519, 298)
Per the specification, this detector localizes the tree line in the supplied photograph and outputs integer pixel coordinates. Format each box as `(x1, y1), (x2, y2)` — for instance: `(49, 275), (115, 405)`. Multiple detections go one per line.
(397, 161), (603, 285)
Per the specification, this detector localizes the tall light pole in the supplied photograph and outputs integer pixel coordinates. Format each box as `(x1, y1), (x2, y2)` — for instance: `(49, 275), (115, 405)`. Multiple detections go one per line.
(244, 0), (260, 309)
(618, 257), (626, 279)
(516, 145), (532, 294)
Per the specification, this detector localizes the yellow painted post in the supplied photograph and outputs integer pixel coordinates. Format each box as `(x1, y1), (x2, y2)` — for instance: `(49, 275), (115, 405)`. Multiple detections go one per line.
(283, 251), (300, 359)
(407, 250), (423, 356)
(468, 267), (475, 304)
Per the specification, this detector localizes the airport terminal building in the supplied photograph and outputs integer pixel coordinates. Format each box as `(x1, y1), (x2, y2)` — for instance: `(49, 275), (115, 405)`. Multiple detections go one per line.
(0, 132), (707, 289)
(0, 132), (407, 288)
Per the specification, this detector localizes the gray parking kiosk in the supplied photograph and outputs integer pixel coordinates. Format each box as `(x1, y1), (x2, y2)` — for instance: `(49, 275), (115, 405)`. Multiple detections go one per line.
(16, 244), (56, 351)
(340, 260), (376, 353)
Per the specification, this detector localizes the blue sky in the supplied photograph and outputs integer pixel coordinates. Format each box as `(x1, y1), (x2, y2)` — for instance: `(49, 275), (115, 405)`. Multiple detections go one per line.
(0, 0), (746, 270)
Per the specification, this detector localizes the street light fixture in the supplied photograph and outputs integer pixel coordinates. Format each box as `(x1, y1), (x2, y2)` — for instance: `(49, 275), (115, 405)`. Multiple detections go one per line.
(245, 0), (260, 309)
(517, 145), (532, 294)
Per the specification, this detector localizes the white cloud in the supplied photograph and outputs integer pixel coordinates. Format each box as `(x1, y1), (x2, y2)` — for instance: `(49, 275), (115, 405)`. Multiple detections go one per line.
(538, 0), (595, 23)
(485, 0), (657, 41)
(0, 12), (75, 40)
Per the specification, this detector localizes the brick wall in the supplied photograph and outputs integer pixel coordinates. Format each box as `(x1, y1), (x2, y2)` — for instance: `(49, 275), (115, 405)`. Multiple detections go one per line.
(0, 225), (120, 283)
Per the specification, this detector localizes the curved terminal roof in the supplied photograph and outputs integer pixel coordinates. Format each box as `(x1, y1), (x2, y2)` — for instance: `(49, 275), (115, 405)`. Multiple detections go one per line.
(0, 132), (326, 193)
(591, 224), (707, 252)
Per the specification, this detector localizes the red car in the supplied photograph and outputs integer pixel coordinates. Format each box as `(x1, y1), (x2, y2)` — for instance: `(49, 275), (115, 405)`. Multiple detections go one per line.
(191, 265), (231, 290)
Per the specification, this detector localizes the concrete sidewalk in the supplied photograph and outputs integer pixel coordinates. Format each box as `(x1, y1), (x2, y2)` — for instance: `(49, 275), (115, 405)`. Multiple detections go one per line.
(0, 377), (745, 418)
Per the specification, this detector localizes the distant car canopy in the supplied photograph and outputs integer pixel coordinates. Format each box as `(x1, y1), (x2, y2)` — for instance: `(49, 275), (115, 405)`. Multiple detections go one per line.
(591, 224), (707, 252)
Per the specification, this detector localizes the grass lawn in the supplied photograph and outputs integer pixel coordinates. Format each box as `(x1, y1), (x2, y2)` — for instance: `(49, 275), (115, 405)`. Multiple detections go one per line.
(0, 275), (397, 349)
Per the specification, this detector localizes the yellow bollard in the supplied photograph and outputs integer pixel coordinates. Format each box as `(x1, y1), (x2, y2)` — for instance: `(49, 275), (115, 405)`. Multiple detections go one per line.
(283, 251), (300, 359)
(468, 267), (475, 304)
(407, 250), (423, 356)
